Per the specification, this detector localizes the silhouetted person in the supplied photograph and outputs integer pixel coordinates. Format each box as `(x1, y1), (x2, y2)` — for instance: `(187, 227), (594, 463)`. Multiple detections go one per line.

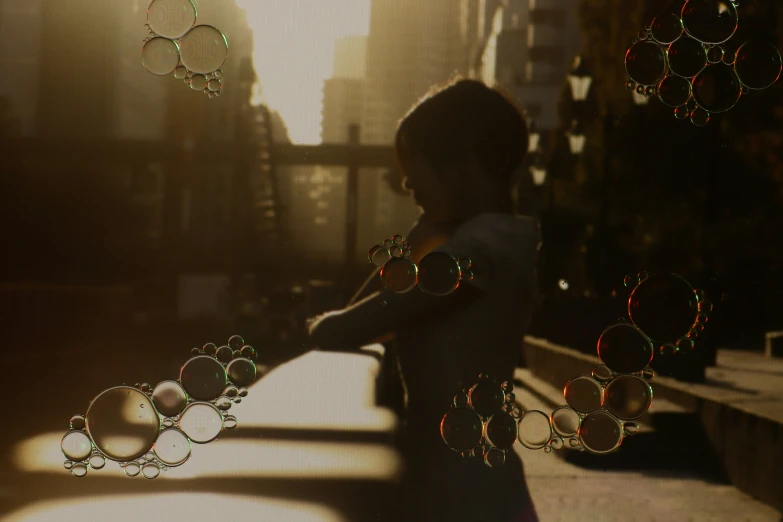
(309, 78), (541, 522)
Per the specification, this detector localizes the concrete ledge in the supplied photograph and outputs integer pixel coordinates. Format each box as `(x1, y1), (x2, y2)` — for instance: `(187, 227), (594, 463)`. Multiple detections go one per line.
(522, 336), (783, 513)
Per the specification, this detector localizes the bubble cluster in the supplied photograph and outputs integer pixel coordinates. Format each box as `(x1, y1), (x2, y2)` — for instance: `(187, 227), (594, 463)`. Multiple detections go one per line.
(141, 0), (228, 98)
(624, 0), (781, 124)
(369, 236), (474, 296)
(60, 335), (256, 478)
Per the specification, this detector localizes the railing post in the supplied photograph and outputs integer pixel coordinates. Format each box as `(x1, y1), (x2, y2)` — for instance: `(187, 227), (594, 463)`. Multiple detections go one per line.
(344, 124), (360, 280)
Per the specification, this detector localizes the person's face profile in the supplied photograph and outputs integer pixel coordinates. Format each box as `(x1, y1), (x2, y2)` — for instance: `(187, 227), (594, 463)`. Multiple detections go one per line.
(402, 156), (458, 223)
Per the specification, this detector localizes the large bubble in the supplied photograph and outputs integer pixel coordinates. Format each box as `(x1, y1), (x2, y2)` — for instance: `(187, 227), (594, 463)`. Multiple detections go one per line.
(61, 431), (92, 461)
(551, 406), (580, 437)
(579, 411), (623, 454)
(180, 25), (229, 74)
(628, 273), (699, 344)
(85, 386), (160, 461)
(417, 251), (462, 296)
(658, 75), (692, 106)
(147, 0), (197, 40)
(440, 408), (483, 452)
(141, 37), (181, 76)
(484, 413), (517, 449)
(468, 378), (505, 417)
(692, 64), (742, 113)
(180, 355), (227, 401)
(597, 323), (654, 374)
(153, 428), (192, 466)
(517, 410), (551, 450)
(178, 401), (223, 443)
(380, 257), (418, 293)
(625, 41), (668, 86)
(226, 358), (257, 387)
(650, 12), (683, 45)
(681, 0), (738, 45)
(668, 37), (707, 78)
(564, 376), (603, 413)
(605, 375), (654, 420)
(734, 40), (783, 90)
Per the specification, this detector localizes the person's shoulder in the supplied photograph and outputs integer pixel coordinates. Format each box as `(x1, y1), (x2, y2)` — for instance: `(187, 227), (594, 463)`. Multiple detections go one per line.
(454, 213), (540, 254)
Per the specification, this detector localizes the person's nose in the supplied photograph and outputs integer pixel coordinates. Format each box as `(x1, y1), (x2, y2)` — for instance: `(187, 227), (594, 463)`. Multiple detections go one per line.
(402, 176), (414, 191)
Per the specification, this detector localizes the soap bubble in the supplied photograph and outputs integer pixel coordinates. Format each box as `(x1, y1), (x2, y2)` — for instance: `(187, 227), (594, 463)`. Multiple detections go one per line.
(597, 323), (654, 374)
(380, 257), (418, 293)
(604, 375), (653, 420)
(69, 414), (86, 431)
(368, 245), (390, 266)
(734, 41), (782, 90)
(440, 408), (483, 452)
(71, 463), (88, 477)
(215, 345), (233, 364)
(142, 463), (161, 479)
(564, 376), (603, 413)
(228, 335), (244, 350)
(226, 357), (257, 387)
(692, 107), (711, 124)
(223, 415), (238, 429)
(174, 65), (188, 79)
(484, 413), (518, 449)
(484, 448), (506, 468)
(517, 410), (552, 450)
(625, 41), (668, 86)
(203, 342), (217, 355)
(189, 74), (207, 91)
(580, 411), (623, 454)
(417, 251), (462, 296)
(180, 25), (229, 74)
(668, 37), (707, 77)
(89, 454), (106, 469)
(124, 462), (141, 477)
(706, 46), (724, 63)
(469, 378), (505, 417)
(86, 386), (160, 461)
(180, 355), (227, 401)
(551, 406), (580, 437)
(658, 75), (692, 106)
(674, 105), (690, 119)
(153, 428), (191, 466)
(650, 12), (684, 44)
(624, 421), (641, 435)
(151, 380), (188, 417)
(178, 401), (223, 443)
(215, 396), (232, 410)
(681, 0), (738, 45)
(141, 37), (180, 76)
(147, 0), (197, 39)
(629, 273), (699, 343)
(208, 78), (221, 92)
(591, 365), (613, 382)
(692, 64), (741, 112)
(240, 345), (256, 359)
(677, 337), (695, 352)
(61, 431), (92, 461)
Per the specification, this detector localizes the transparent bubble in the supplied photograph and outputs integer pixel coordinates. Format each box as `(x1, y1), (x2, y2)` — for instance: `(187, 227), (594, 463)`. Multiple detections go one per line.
(151, 380), (188, 417)
(215, 345), (234, 364)
(142, 463), (161, 479)
(642, 367), (655, 381)
(180, 25), (229, 74)
(605, 375), (653, 420)
(733, 40), (782, 88)
(579, 411), (623, 454)
(543, 445), (552, 453)
(226, 357), (256, 387)
(233, 397), (242, 404)
(660, 343), (678, 356)
(63, 460), (73, 470)
(677, 337), (695, 352)
(690, 107), (710, 126)
(88, 454), (106, 469)
(706, 46), (724, 63)
(124, 461), (141, 477)
(240, 345), (256, 359)
(203, 342), (217, 355)
(153, 428), (191, 466)
(564, 376), (603, 413)
(71, 463), (88, 477)
(592, 365), (613, 382)
(223, 415), (238, 429)
(61, 430), (92, 461)
(440, 408), (483, 452)
(597, 323), (654, 374)
(85, 386), (160, 461)
(469, 378), (505, 417)
(625, 41), (668, 86)
(668, 37), (707, 78)
(638, 31), (648, 41)
(238, 387), (248, 397)
(484, 448), (506, 468)
(178, 401), (223, 443)
(368, 245), (390, 266)
(624, 421), (641, 435)
(551, 406), (580, 437)
(147, 0), (197, 39)
(417, 251), (462, 296)
(453, 389), (469, 408)
(550, 437), (564, 450)
(180, 355), (227, 400)
(698, 299), (714, 313)
(214, 69), (224, 79)
(625, 80), (636, 91)
(636, 84), (645, 95)
(517, 410), (552, 450)
(380, 257), (418, 293)
(228, 335), (244, 351)
(140, 383), (152, 393)
(658, 75), (693, 107)
(232, 350), (241, 358)
(628, 273), (699, 344)
(505, 392), (516, 403)
(190, 347), (200, 355)
(484, 413), (517, 449)
(70, 414), (86, 431)
(687, 98), (698, 111)
(174, 65), (188, 79)
(569, 437), (581, 448)
(650, 12), (683, 44)
(645, 85), (656, 96)
(674, 105), (690, 119)
(696, 313), (709, 324)
(224, 385), (239, 398)
(189, 74), (207, 91)
(141, 37), (181, 76)
(681, 0), (738, 44)
(692, 64), (741, 112)
(623, 273), (640, 288)
(144, 451), (155, 461)
(162, 418), (175, 428)
(215, 396), (232, 410)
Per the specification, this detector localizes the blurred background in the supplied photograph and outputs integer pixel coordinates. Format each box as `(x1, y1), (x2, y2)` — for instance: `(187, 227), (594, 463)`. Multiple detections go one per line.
(1, 0), (782, 520)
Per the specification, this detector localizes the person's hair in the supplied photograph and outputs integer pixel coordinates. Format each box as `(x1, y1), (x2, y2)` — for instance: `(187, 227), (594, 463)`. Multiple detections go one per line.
(395, 77), (529, 187)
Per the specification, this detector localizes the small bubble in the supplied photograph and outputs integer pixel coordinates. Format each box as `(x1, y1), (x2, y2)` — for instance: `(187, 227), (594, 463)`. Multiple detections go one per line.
(638, 31), (648, 40)
(674, 105), (689, 119)
(441, 408), (483, 452)
(645, 86), (656, 96)
(592, 365), (613, 381)
(63, 460), (73, 470)
(215, 345), (234, 363)
(569, 437), (580, 448)
(189, 74), (207, 91)
(676, 337), (695, 352)
(660, 344), (677, 356)
(698, 300), (713, 313)
(623, 421), (640, 435)
(190, 347), (200, 355)
(238, 387), (248, 397)
(550, 437), (564, 450)
(454, 390), (469, 408)
(71, 463), (88, 477)
(623, 274), (639, 288)
(368, 245), (390, 266)
(636, 85), (645, 94)
(240, 345), (255, 358)
(162, 418), (175, 428)
(484, 448), (506, 468)
(89, 454), (106, 469)
(69, 414), (86, 431)
(228, 335), (245, 350)
(642, 367), (655, 381)
(625, 80), (636, 91)
(543, 445), (552, 453)
(214, 69), (224, 79)
(517, 410), (552, 450)
(564, 376), (603, 413)
(224, 415), (238, 429)
(233, 397), (242, 404)
(142, 463), (161, 479)
(203, 343), (218, 355)
(124, 462), (141, 477)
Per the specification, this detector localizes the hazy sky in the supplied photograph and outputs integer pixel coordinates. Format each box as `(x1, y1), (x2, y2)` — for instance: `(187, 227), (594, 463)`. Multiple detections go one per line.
(236, 0), (371, 144)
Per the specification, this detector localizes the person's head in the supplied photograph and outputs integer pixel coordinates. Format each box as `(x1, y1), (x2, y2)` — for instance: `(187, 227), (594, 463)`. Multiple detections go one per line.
(395, 78), (529, 224)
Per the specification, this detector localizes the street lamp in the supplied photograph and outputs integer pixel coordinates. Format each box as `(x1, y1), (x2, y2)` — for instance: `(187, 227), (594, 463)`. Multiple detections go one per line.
(567, 119), (586, 155)
(568, 55), (593, 102)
